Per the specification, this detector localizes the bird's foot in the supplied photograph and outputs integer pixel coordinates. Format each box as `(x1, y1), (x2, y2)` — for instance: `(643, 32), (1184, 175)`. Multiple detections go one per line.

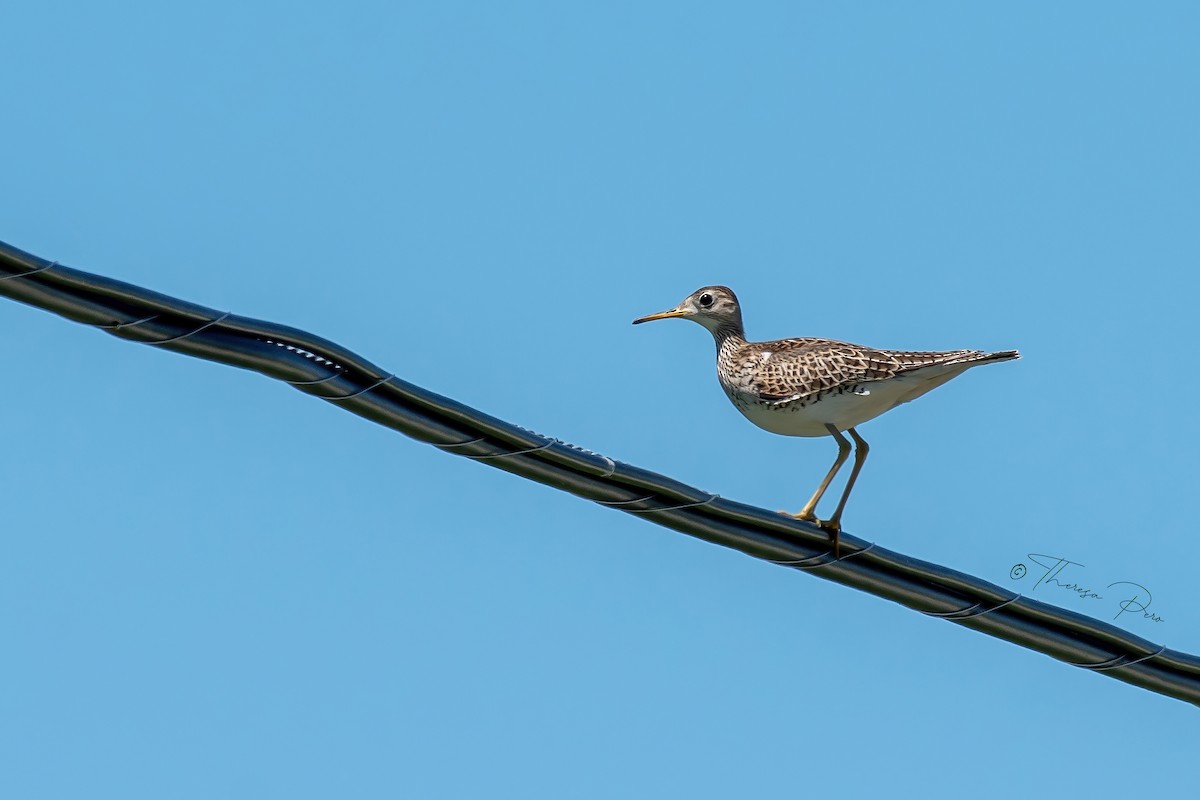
(778, 511), (841, 558)
(817, 518), (842, 558)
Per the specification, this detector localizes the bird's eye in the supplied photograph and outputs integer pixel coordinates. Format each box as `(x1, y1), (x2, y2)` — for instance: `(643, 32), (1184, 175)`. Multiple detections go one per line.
(698, 293), (714, 308)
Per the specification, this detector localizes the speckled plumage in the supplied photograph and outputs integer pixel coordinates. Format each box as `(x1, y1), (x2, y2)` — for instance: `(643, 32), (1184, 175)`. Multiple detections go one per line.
(714, 329), (1018, 437)
(634, 285), (1018, 551)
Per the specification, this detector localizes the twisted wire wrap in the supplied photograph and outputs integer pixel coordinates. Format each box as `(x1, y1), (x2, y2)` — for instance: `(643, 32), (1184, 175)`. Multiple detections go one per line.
(1, 238), (1196, 708)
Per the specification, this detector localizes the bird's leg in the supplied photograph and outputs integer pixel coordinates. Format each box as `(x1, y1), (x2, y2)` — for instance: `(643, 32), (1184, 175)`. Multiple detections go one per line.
(820, 427), (870, 556)
(789, 424), (851, 525)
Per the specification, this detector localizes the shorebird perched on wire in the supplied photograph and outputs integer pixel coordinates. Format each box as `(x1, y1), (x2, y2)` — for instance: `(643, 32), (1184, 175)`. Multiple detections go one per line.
(633, 286), (1018, 556)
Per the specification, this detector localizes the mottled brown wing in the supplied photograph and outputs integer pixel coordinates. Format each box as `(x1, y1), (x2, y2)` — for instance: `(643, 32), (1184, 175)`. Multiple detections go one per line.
(751, 340), (983, 405)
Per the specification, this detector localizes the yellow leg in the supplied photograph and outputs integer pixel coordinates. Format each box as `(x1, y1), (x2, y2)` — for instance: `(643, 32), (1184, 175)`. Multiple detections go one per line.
(790, 424), (851, 523)
(821, 427), (870, 556)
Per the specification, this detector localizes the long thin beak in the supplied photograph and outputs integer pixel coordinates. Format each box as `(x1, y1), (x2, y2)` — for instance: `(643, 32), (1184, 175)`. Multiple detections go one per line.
(632, 308), (688, 325)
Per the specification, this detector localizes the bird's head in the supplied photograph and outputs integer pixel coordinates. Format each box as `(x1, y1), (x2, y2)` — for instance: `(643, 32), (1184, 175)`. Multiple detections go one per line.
(632, 286), (743, 336)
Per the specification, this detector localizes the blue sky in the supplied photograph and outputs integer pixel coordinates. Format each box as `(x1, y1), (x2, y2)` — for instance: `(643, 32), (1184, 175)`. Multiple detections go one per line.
(2, 2), (1197, 796)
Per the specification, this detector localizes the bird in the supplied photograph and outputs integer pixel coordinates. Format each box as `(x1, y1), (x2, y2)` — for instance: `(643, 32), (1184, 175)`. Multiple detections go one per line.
(633, 286), (1018, 556)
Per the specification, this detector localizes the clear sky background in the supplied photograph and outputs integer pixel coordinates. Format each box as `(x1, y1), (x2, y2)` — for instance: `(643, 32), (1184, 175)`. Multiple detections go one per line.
(2, 2), (1197, 797)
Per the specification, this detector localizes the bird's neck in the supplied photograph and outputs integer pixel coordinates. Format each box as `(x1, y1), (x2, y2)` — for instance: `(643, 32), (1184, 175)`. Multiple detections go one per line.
(711, 321), (747, 354)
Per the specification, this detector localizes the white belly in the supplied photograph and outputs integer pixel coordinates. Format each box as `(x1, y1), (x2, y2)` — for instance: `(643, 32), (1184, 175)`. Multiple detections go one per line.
(724, 364), (975, 437)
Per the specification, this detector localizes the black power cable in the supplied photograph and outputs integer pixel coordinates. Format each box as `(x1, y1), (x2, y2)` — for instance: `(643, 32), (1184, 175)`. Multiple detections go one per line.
(2, 238), (1197, 707)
